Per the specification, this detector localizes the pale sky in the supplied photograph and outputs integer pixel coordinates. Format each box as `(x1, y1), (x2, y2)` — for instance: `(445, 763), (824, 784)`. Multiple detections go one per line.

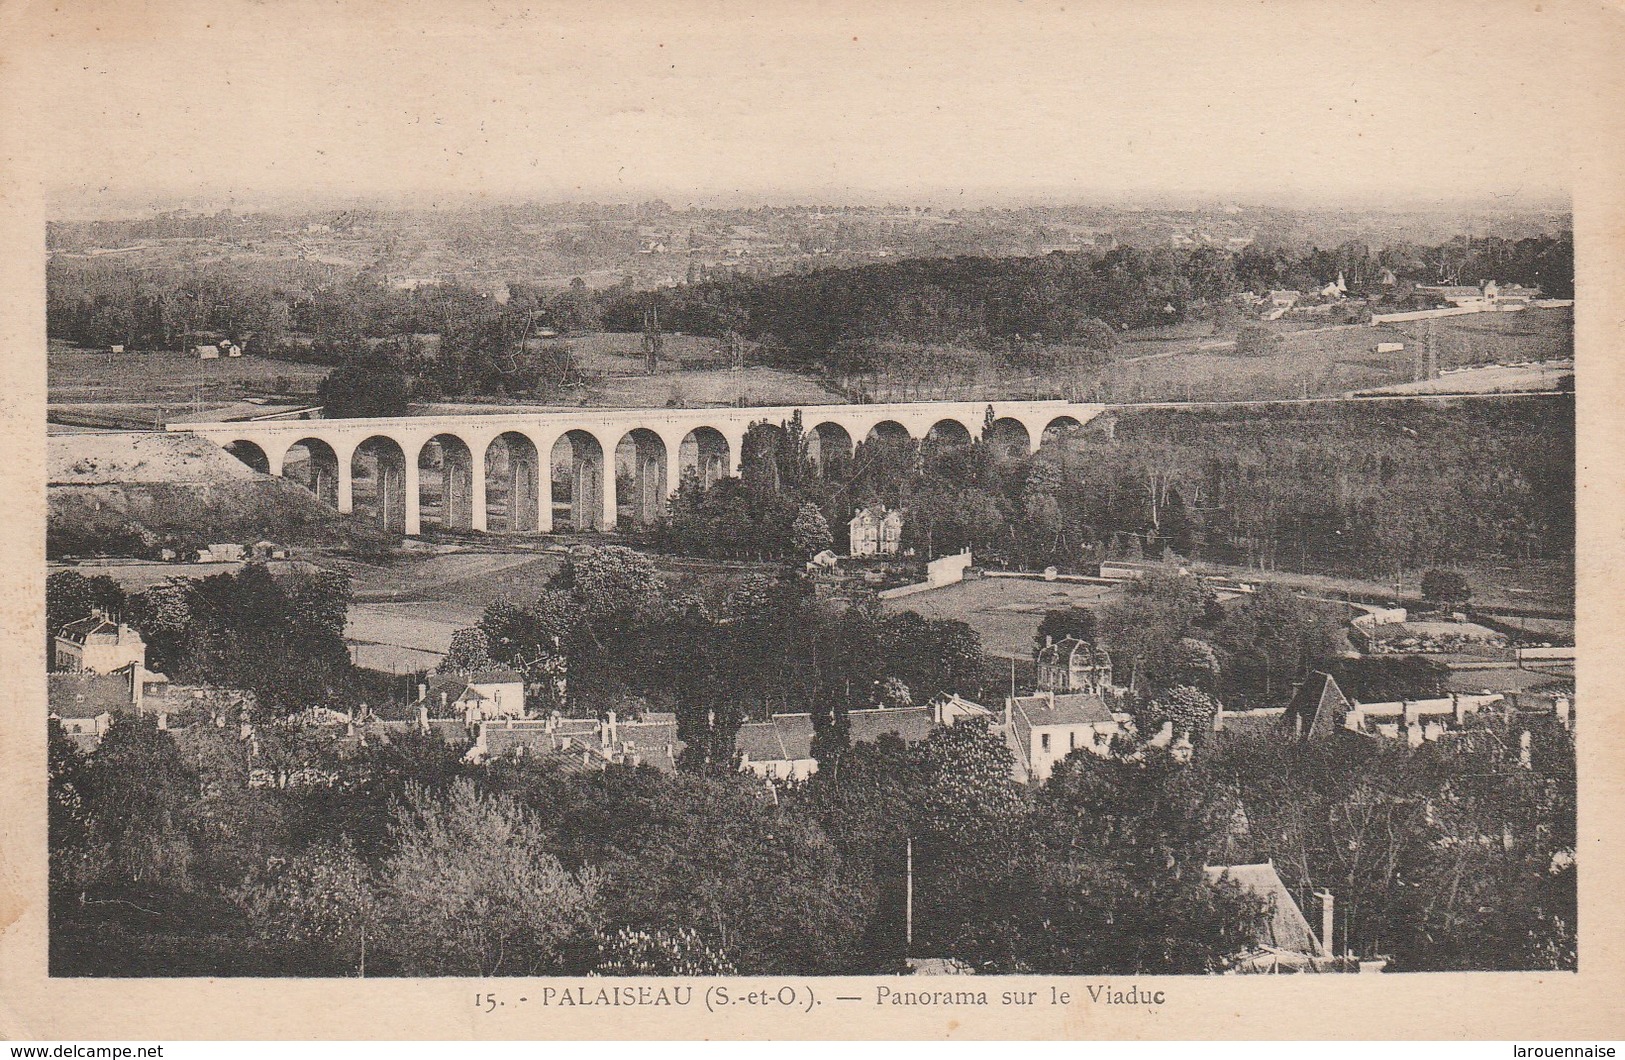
(6, 0), (1591, 212)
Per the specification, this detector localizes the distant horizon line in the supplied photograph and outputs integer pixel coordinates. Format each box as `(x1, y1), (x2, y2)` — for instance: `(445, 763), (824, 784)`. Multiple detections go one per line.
(46, 185), (1574, 222)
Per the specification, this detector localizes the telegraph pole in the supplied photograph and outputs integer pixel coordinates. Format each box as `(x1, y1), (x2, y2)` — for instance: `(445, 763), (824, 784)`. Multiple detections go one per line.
(905, 837), (914, 954)
(642, 303), (664, 375)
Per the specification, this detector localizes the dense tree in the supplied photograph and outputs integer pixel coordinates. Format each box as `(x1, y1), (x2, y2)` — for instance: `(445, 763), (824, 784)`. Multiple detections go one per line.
(230, 840), (374, 976)
(128, 564), (359, 714)
(375, 780), (600, 976)
(316, 360), (414, 417)
(1033, 606), (1099, 657)
(593, 926), (738, 976)
(1211, 585), (1345, 707)
(511, 767), (872, 974)
(82, 715), (196, 887)
(1421, 569), (1474, 610)
(985, 749), (1262, 973)
(50, 702), (1574, 977)
(1097, 571), (1213, 692)
(48, 720), (103, 894)
(790, 502), (834, 558)
(1328, 656), (1449, 702)
(1153, 685), (1221, 741)
(46, 571), (128, 641)
(657, 398), (1573, 588)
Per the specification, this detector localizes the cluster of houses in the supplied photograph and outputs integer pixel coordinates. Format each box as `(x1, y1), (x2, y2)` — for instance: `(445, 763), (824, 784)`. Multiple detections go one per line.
(1240, 275), (1557, 325)
(1266, 670), (1572, 751)
(45, 612), (1430, 974)
(49, 613), (217, 751)
(48, 583), (1573, 977)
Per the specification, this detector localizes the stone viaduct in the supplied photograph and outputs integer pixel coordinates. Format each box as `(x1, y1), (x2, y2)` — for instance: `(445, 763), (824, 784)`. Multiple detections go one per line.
(168, 400), (1106, 537)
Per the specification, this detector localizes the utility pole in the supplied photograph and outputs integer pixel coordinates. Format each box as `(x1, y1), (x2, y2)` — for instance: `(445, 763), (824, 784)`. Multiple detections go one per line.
(642, 302), (664, 375)
(905, 836), (914, 955)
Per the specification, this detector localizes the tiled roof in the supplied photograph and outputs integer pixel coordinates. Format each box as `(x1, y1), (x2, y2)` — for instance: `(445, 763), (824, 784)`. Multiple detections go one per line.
(734, 722), (782, 761)
(773, 714), (817, 759)
(1205, 862), (1322, 957)
(735, 715), (817, 763)
(1283, 672), (1347, 740)
(56, 615), (122, 643)
(1010, 692), (1115, 729)
(532, 742), (615, 775)
(469, 669), (524, 684)
(1216, 710), (1287, 739)
(425, 718), (470, 745)
(846, 706), (935, 746)
(420, 673), (469, 703)
(616, 718), (681, 773)
(48, 671), (130, 718)
(1434, 728), (1506, 755)
(485, 724), (570, 757)
(366, 700), (421, 722)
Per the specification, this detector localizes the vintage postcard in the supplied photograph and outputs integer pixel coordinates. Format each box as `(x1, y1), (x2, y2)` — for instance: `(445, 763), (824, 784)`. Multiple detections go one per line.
(1, 0), (1623, 1042)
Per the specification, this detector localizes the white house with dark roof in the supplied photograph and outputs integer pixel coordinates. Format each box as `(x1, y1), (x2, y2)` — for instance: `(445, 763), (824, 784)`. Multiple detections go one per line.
(54, 612), (148, 674)
(735, 698), (988, 780)
(48, 671), (127, 751)
(1005, 691), (1120, 784)
(415, 668), (526, 725)
(736, 715), (818, 780)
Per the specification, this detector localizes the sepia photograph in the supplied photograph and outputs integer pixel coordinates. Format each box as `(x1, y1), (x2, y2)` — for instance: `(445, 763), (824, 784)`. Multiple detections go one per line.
(1, 0), (1621, 1044)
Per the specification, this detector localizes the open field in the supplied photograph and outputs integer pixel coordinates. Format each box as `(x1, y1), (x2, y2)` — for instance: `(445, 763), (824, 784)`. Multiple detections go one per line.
(1154, 554), (1573, 616)
(881, 576), (1124, 660)
(345, 601), (483, 675)
(330, 542), (772, 672)
(48, 342), (330, 406)
(48, 307), (1572, 415)
(1388, 307), (1574, 369)
(848, 307), (1574, 404)
(1446, 663), (1573, 696)
(1100, 310), (1569, 403)
(568, 331), (735, 371)
(1354, 360), (1572, 395)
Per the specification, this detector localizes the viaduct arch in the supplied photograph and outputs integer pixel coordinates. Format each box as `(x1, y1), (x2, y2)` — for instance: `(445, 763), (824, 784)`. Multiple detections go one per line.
(181, 399), (1104, 537)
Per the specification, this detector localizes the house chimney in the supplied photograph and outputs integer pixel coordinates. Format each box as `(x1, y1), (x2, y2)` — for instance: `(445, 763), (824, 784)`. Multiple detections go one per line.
(603, 710), (617, 747)
(417, 682), (427, 704)
(1314, 890), (1335, 957)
